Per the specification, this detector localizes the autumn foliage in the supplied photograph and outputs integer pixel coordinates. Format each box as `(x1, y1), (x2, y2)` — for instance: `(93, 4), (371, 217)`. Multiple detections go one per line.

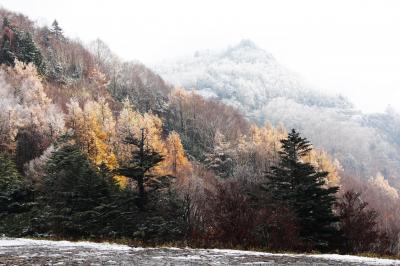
(0, 9), (399, 257)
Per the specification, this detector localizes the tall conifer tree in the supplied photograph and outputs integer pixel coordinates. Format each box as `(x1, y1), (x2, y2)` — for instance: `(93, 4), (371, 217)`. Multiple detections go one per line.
(116, 129), (163, 210)
(267, 129), (339, 250)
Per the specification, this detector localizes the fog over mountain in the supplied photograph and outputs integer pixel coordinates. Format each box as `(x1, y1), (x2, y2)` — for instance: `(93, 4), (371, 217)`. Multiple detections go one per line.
(156, 40), (400, 188)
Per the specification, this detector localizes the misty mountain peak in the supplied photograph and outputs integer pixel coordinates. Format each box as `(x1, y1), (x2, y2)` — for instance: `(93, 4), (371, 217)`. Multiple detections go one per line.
(235, 39), (258, 49)
(155, 41), (351, 119)
(223, 39), (275, 63)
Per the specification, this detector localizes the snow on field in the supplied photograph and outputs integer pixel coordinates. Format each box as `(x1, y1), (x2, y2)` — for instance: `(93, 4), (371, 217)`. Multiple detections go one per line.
(0, 237), (132, 250)
(310, 254), (400, 265)
(0, 238), (399, 265)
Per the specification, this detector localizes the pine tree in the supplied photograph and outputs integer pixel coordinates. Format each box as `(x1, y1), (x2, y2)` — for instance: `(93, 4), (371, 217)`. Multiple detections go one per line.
(0, 153), (22, 197)
(116, 129), (164, 210)
(41, 144), (111, 236)
(0, 18), (16, 66)
(267, 129), (339, 250)
(15, 31), (45, 73)
(50, 20), (63, 40)
(0, 152), (34, 235)
(0, 153), (25, 214)
(0, 19), (44, 72)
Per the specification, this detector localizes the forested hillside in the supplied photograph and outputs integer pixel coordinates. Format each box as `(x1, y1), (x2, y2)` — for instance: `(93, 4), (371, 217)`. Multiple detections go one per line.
(0, 8), (399, 256)
(156, 39), (400, 189)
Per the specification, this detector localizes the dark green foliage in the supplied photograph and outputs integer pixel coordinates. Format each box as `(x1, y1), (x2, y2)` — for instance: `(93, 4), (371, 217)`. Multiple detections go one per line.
(132, 183), (186, 243)
(116, 130), (163, 210)
(16, 31), (45, 72)
(0, 38), (14, 66)
(0, 18), (14, 65)
(0, 153), (34, 235)
(266, 129), (339, 251)
(0, 153), (22, 193)
(40, 145), (112, 237)
(0, 152), (32, 214)
(25, 143), (184, 242)
(0, 18), (45, 72)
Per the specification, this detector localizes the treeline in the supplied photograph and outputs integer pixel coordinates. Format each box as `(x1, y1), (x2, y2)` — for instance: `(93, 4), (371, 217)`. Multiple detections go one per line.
(0, 10), (399, 256)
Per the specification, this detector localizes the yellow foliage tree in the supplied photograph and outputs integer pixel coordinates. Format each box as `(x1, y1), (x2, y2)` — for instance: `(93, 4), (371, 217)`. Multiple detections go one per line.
(116, 98), (191, 179)
(165, 131), (191, 178)
(305, 149), (341, 186)
(116, 99), (167, 164)
(66, 98), (126, 187)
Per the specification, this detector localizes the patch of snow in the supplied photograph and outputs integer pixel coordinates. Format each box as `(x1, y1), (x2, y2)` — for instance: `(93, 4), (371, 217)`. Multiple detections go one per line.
(0, 238), (131, 251)
(194, 248), (400, 265)
(242, 262), (274, 265)
(0, 238), (399, 265)
(170, 255), (202, 260)
(310, 254), (400, 265)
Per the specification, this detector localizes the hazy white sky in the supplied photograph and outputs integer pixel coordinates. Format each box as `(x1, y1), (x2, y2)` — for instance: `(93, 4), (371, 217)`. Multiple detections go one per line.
(1, 0), (399, 113)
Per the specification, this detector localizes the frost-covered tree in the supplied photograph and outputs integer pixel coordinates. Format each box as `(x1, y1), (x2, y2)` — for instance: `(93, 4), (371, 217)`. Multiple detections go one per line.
(167, 87), (248, 160)
(24, 145), (55, 187)
(0, 62), (64, 153)
(50, 20), (63, 40)
(204, 131), (233, 179)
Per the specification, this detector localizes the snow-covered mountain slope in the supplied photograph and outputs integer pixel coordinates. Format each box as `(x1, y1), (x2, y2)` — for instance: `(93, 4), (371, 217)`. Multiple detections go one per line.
(155, 39), (352, 122)
(155, 40), (400, 188)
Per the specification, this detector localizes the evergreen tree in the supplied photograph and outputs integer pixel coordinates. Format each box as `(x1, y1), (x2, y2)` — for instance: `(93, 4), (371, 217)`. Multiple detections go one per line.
(15, 31), (45, 73)
(0, 153), (24, 214)
(0, 153), (29, 219)
(116, 129), (163, 210)
(204, 131), (233, 178)
(50, 20), (63, 40)
(0, 153), (33, 235)
(41, 145), (111, 237)
(267, 129), (339, 250)
(0, 19), (44, 72)
(0, 18), (16, 66)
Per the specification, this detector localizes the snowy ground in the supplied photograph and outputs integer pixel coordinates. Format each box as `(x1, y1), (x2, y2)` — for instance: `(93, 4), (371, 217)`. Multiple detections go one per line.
(0, 238), (399, 265)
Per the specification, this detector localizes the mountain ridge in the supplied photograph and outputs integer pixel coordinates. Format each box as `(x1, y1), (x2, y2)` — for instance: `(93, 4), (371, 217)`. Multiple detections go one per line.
(155, 39), (400, 188)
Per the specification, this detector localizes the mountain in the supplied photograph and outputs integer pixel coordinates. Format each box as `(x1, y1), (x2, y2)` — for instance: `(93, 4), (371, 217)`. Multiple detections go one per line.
(155, 39), (353, 122)
(155, 40), (400, 188)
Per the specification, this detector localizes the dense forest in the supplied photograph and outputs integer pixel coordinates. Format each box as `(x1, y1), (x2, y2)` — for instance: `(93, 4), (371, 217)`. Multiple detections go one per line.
(0, 8), (399, 256)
